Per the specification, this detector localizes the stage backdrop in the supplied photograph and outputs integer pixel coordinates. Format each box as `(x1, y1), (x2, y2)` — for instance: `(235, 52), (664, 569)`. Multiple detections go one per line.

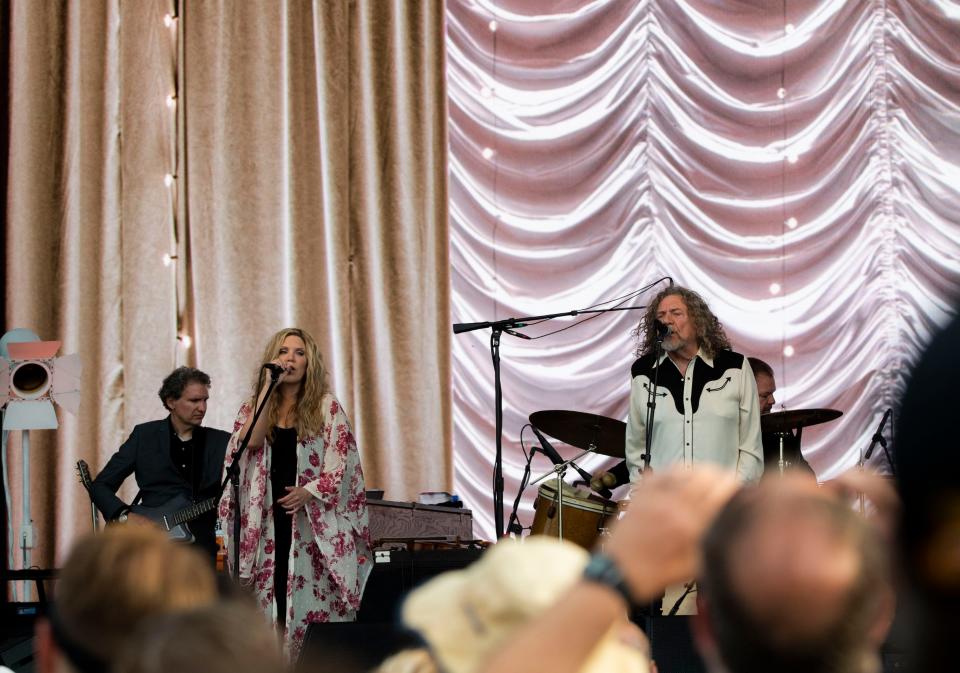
(447, 1), (960, 539)
(3, 1), (450, 570)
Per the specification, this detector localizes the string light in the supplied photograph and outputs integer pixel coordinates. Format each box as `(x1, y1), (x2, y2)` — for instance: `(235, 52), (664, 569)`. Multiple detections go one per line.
(482, 147), (495, 160)
(785, 23), (795, 34)
(164, 173), (176, 187)
(163, 13), (177, 28)
(786, 153), (798, 164)
(777, 87), (786, 99)
(769, 282), (782, 295)
(162, 253), (178, 267)
(785, 217), (798, 229)
(165, 94), (177, 109)
(488, 20), (498, 32)
(177, 334), (192, 349)
(783, 345), (795, 357)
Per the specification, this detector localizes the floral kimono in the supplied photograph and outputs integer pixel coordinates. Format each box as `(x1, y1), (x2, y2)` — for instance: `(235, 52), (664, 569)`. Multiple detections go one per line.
(219, 393), (372, 657)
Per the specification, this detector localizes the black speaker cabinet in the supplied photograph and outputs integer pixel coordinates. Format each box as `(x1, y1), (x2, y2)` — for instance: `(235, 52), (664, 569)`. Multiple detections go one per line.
(356, 547), (485, 623)
(297, 622), (420, 673)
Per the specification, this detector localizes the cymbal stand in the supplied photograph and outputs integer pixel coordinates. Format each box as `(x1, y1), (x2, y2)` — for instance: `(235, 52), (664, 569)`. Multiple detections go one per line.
(776, 431), (787, 476)
(532, 446), (594, 542)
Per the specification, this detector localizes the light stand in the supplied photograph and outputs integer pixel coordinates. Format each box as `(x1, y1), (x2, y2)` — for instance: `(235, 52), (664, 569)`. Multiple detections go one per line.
(1, 329), (82, 602)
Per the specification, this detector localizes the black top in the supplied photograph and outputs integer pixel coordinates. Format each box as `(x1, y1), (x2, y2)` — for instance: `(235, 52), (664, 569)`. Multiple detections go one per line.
(271, 426), (299, 503)
(168, 419), (199, 493)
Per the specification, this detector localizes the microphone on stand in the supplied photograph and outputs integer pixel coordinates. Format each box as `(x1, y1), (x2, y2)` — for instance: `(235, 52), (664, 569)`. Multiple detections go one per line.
(262, 363), (285, 377)
(654, 320), (670, 342)
(531, 427), (612, 500)
(864, 408), (892, 460)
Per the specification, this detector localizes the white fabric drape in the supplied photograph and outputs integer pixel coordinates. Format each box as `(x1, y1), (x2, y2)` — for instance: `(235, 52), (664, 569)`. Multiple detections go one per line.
(447, 0), (960, 539)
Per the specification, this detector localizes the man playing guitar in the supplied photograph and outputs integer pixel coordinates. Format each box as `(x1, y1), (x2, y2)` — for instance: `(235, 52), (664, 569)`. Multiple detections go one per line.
(90, 367), (229, 562)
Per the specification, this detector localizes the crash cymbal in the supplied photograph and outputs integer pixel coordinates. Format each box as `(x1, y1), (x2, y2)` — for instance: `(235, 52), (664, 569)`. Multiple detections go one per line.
(761, 408), (842, 434)
(529, 410), (626, 459)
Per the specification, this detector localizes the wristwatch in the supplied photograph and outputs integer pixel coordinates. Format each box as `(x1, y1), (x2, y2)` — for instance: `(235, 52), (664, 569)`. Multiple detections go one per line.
(582, 552), (635, 608)
(116, 509), (129, 523)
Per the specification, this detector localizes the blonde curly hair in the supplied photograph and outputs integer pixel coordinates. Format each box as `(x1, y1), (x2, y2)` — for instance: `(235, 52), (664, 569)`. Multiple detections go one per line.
(249, 327), (330, 440)
(634, 286), (731, 359)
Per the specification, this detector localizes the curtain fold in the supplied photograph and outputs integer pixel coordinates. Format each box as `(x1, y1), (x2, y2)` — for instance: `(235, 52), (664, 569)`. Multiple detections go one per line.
(447, 0), (960, 539)
(4, 0), (450, 570)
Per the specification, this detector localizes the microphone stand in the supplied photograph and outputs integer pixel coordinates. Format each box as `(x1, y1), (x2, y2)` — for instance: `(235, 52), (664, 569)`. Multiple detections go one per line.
(219, 367), (282, 580)
(641, 333), (666, 473)
(858, 410), (895, 514)
(454, 305), (646, 539)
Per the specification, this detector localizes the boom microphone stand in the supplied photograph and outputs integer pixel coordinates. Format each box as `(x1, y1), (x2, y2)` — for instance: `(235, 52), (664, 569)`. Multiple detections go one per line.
(454, 305), (649, 539)
(220, 366), (283, 579)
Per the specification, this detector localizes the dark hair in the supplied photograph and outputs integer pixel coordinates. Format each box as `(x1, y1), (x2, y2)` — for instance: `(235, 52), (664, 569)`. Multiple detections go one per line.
(634, 286), (731, 358)
(747, 357), (774, 379)
(158, 367), (211, 411)
(699, 488), (889, 673)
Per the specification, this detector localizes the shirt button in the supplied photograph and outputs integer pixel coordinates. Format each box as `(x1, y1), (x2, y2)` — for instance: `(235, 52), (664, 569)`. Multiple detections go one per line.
(686, 420), (690, 424)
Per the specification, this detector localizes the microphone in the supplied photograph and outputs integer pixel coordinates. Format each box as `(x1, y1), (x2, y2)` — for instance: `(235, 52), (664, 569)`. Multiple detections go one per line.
(864, 408), (892, 460)
(654, 320), (669, 342)
(531, 427), (611, 499)
(262, 363), (285, 376)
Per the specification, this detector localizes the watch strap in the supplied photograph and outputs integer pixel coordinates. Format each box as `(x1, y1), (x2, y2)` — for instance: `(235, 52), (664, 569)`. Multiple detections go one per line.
(582, 552), (634, 607)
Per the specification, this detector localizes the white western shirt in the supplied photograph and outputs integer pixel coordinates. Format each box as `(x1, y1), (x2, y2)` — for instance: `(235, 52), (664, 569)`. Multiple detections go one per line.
(625, 348), (763, 483)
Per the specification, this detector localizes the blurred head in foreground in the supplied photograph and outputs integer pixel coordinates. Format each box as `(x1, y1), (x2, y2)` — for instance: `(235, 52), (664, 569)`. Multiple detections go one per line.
(894, 311), (960, 672)
(35, 525), (218, 673)
(112, 601), (285, 673)
(380, 537), (650, 673)
(695, 474), (894, 673)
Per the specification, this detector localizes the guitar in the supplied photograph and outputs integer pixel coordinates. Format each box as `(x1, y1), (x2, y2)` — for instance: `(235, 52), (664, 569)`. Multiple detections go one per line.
(75, 460), (100, 533)
(130, 494), (221, 544)
(75, 459), (219, 543)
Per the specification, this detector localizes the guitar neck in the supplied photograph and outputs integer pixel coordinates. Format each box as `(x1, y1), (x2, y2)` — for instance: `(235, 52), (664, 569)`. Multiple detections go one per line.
(169, 496), (219, 527)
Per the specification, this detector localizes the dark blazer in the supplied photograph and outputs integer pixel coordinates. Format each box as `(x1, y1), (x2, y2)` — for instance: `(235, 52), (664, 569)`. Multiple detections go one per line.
(90, 418), (229, 521)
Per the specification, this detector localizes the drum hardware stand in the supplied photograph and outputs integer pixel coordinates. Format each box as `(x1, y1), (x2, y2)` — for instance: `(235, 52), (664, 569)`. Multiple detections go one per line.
(531, 446), (595, 542)
(452, 279), (669, 538)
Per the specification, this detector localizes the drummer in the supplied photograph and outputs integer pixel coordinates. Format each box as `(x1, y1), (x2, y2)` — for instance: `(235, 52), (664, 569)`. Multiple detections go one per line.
(623, 286), (763, 484)
(748, 357), (816, 480)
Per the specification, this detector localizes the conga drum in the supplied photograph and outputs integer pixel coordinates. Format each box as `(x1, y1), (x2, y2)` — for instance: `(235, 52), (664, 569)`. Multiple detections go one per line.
(530, 483), (618, 550)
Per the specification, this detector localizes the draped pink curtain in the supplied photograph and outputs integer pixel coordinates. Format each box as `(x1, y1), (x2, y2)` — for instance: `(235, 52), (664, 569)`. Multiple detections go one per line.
(447, 1), (960, 539)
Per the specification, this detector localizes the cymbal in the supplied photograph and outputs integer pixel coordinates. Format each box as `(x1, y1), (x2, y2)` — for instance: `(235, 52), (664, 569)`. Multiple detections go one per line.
(761, 408), (842, 434)
(529, 410), (626, 459)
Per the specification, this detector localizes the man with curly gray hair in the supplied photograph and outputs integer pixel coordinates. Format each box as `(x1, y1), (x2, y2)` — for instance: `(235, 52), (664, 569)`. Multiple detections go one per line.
(624, 286), (762, 485)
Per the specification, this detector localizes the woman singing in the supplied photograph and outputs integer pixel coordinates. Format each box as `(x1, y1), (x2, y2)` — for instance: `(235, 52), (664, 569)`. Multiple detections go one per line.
(219, 327), (372, 655)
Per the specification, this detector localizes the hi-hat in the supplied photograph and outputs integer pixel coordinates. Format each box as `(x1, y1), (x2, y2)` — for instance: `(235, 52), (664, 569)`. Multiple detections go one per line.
(761, 408), (842, 434)
(529, 410), (626, 459)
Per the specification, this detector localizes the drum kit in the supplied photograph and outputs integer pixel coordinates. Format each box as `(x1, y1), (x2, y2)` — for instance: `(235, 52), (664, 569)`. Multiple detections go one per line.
(525, 407), (843, 550)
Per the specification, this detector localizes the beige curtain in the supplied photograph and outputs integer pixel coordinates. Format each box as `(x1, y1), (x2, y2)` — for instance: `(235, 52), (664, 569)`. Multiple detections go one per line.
(3, 0), (450, 571)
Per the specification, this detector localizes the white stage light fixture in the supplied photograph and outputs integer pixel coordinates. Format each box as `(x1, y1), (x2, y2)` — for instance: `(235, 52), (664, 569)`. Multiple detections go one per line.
(1, 329), (83, 600)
